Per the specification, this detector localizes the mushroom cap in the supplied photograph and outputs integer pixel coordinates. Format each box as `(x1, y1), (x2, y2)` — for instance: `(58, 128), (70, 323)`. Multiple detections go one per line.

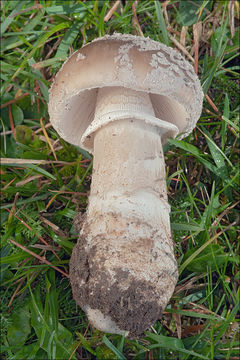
(48, 33), (203, 153)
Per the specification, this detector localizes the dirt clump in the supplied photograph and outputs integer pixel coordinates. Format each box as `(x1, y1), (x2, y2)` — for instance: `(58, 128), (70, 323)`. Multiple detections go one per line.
(69, 234), (163, 337)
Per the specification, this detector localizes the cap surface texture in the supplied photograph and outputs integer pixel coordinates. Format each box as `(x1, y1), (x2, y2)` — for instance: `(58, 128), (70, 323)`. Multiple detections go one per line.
(49, 33), (203, 153)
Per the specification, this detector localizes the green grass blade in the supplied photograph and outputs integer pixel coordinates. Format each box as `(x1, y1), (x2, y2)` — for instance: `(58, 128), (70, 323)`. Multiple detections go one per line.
(154, 0), (169, 45)
(55, 22), (81, 60)
(1, 1), (25, 34)
(76, 332), (97, 356)
(201, 127), (233, 169)
(103, 335), (127, 360)
(145, 333), (209, 359)
(171, 223), (204, 232)
(221, 94), (229, 148)
(11, 22), (70, 80)
(201, 8), (228, 94)
(179, 222), (233, 275)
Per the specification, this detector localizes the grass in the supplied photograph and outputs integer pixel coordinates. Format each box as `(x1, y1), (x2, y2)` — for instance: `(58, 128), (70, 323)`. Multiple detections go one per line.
(0, 0), (239, 359)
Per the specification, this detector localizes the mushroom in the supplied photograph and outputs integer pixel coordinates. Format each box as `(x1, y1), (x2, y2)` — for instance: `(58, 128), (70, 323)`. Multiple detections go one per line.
(48, 33), (203, 337)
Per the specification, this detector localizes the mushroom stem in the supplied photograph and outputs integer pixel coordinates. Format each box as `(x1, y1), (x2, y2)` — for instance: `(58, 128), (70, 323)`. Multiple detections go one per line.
(70, 87), (178, 336)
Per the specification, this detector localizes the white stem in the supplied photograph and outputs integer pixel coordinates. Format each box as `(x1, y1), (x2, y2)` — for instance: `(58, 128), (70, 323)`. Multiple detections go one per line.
(70, 87), (178, 337)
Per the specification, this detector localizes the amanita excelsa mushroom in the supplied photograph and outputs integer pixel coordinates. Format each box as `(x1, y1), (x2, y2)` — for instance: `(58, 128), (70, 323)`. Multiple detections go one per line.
(48, 34), (203, 337)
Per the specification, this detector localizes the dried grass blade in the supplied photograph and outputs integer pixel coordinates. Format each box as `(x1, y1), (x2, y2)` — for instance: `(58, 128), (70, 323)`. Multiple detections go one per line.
(40, 117), (58, 161)
(8, 105), (16, 140)
(0, 93), (29, 109)
(9, 238), (69, 278)
(104, 0), (121, 22)
(6, 208), (61, 261)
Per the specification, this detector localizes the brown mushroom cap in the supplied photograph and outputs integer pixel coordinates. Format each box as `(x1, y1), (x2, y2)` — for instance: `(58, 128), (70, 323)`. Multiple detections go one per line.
(48, 33), (203, 153)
